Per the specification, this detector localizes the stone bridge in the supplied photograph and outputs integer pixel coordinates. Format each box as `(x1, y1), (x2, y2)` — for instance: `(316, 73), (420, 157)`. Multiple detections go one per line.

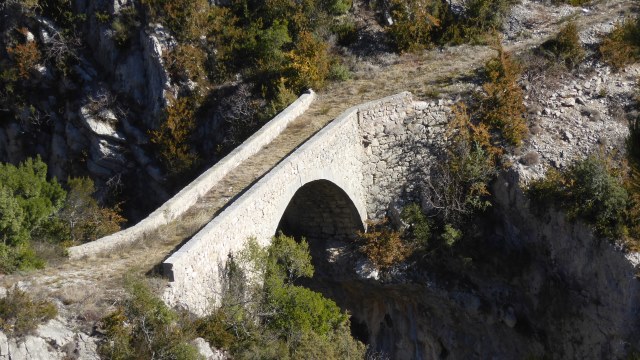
(69, 91), (452, 313)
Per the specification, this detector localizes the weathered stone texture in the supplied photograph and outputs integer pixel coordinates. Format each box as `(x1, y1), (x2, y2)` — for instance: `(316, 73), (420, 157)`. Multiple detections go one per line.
(161, 92), (456, 313)
(358, 94), (451, 219)
(162, 103), (368, 314)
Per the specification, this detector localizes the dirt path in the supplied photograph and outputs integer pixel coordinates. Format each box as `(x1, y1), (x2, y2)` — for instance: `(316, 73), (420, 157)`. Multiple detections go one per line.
(2, 0), (635, 318)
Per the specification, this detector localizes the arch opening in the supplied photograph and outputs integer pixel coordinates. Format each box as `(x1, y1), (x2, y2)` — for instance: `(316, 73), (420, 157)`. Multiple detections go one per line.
(276, 179), (368, 344)
(277, 179), (364, 243)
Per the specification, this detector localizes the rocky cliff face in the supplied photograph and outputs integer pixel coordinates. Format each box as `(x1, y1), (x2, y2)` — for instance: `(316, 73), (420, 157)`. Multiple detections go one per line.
(307, 169), (640, 359)
(0, 0), (240, 219)
(0, 0), (180, 218)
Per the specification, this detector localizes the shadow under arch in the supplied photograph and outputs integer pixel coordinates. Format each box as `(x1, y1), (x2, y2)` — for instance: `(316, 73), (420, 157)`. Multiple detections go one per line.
(277, 179), (365, 242)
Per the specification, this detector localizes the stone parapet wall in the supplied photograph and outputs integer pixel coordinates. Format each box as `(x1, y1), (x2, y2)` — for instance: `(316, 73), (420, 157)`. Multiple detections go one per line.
(160, 92), (458, 312)
(67, 90), (316, 259)
(162, 102), (369, 314)
(358, 95), (452, 219)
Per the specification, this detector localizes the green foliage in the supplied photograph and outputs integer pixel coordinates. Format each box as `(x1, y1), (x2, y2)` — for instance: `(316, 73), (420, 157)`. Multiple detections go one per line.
(540, 22), (585, 69)
(329, 62), (351, 81)
(98, 277), (202, 360)
(266, 281), (347, 337)
(528, 155), (630, 240)
(286, 31), (330, 92)
(0, 157), (66, 265)
(142, 0), (210, 41)
(453, 0), (513, 42)
(166, 44), (209, 88)
(266, 233), (314, 281)
(38, 0), (87, 35)
(195, 235), (365, 359)
(441, 224), (462, 247)
(262, 79), (299, 121)
(387, 0), (444, 52)
(325, 0), (352, 15)
(423, 103), (495, 227)
(59, 177), (125, 244)
(0, 242), (45, 274)
(0, 289), (57, 337)
(0, 158), (122, 272)
(600, 16), (640, 70)
(95, 11), (111, 23)
(385, 0), (515, 49)
(150, 96), (200, 178)
(332, 19), (358, 46)
(111, 6), (140, 47)
(401, 203), (431, 249)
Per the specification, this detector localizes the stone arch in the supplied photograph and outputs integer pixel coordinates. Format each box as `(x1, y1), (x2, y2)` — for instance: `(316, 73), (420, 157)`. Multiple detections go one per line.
(277, 179), (365, 241)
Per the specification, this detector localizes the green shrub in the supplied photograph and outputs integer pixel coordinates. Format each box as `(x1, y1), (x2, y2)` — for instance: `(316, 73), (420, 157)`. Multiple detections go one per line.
(528, 155), (629, 240)
(150, 96), (200, 178)
(401, 203), (431, 249)
(387, 0), (445, 52)
(111, 6), (140, 47)
(600, 17), (640, 70)
(286, 31), (330, 92)
(332, 19), (358, 46)
(59, 177), (125, 244)
(195, 235), (365, 359)
(95, 11), (111, 23)
(166, 44), (209, 88)
(0, 289), (57, 337)
(263, 80), (299, 121)
(142, 0), (210, 41)
(98, 277), (202, 360)
(328, 62), (351, 81)
(464, 0), (511, 31)
(0, 157), (66, 272)
(38, 0), (86, 35)
(540, 22), (584, 69)
(325, 0), (352, 15)
(422, 103), (495, 228)
(430, 0), (515, 45)
(441, 224), (462, 247)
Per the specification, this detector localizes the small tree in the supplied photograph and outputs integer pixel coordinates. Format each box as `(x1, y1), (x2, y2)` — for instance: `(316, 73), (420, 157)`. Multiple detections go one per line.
(600, 16), (640, 70)
(99, 277), (202, 359)
(196, 235), (365, 358)
(357, 219), (409, 268)
(286, 31), (330, 92)
(423, 103), (495, 227)
(150, 96), (200, 178)
(477, 42), (527, 147)
(528, 154), (629, 240)
(6, 41), (41, 79)
(387, 0), (443, 52)
(540, 22), (585, 69)
(60, 177), (125, 244)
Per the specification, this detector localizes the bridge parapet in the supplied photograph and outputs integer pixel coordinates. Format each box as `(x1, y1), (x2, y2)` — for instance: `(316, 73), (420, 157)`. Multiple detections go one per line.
(162, 91), (454, 313)
(67, 90), (316, 259)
